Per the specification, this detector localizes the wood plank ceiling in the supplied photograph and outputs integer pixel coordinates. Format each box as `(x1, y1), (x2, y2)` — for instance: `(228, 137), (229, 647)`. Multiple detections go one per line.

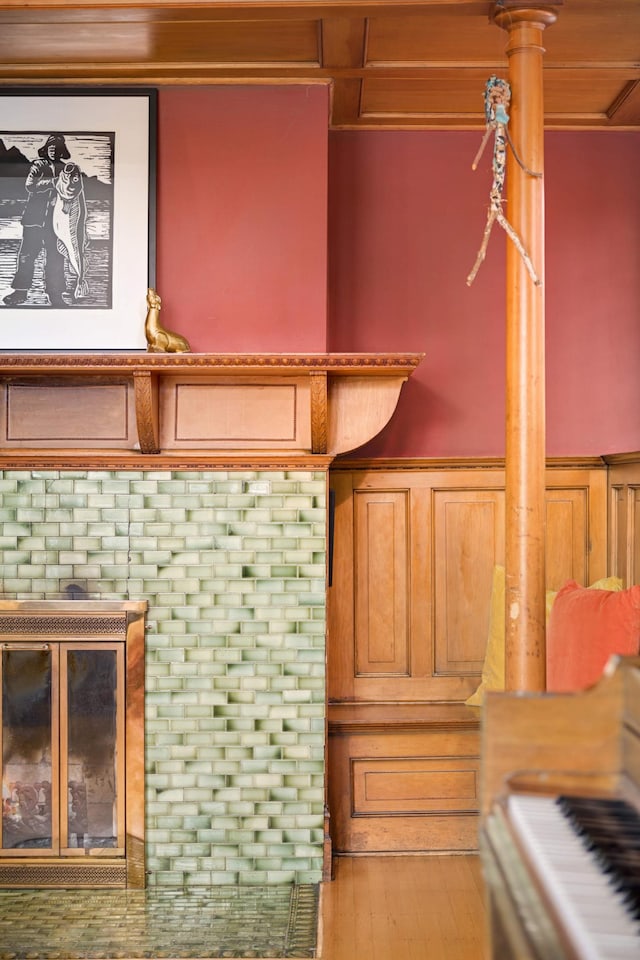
(0, 0), (639, 129)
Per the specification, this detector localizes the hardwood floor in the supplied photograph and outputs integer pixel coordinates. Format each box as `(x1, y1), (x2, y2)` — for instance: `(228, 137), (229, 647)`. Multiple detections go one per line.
(319, 855), (489, 960)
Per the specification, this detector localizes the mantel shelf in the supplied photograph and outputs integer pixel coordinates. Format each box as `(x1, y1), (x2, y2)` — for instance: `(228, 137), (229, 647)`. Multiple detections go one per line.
(0, 352), (423, 465)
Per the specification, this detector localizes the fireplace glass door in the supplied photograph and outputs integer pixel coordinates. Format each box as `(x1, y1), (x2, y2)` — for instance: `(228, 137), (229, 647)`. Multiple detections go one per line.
(2, 641), (125, 858)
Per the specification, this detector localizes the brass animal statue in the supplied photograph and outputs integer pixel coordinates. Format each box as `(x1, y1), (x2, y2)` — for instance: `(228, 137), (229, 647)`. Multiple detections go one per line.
(144, 288), (191, 353)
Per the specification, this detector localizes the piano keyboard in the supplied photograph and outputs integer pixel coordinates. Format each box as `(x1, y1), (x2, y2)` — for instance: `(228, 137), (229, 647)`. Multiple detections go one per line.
(507, 793), (640, 960)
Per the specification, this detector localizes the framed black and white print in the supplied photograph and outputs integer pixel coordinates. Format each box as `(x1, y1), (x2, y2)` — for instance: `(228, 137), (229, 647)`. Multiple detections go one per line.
(0, 87), (156, 350)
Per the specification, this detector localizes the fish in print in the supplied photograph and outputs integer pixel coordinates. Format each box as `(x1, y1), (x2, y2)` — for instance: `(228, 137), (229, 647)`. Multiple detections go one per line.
(52, 161), (89, 299)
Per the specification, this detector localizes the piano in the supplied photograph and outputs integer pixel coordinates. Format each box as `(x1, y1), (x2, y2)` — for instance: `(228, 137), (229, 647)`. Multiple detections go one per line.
(480, 655), (640, 960)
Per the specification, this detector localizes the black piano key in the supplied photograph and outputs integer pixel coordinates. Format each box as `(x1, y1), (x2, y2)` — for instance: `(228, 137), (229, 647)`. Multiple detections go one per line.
(557, 794), (640, 929)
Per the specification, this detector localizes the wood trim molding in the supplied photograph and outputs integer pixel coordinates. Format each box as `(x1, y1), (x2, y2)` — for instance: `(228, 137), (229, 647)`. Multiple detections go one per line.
(603, 451), (640, 466)
(332, 455), (608, 471)
(328, 702), (481, 736)
(0, 353), (422, 374)
(0, 452), (336, 471)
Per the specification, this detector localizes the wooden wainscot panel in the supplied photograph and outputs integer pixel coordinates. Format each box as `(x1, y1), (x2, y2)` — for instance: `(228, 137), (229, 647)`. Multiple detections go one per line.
(327, 459), (608, 856)
(328, 461), (608, 704)
(606, 454), (640, 586)
(328, 703), (480, 854)
(159, 376), (311, 451)
(0, 378), (137, 449)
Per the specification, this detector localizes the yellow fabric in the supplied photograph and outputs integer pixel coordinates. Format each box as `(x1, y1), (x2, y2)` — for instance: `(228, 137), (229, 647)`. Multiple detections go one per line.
(465, 567), (623, 706)
(465, 565), (505, 706)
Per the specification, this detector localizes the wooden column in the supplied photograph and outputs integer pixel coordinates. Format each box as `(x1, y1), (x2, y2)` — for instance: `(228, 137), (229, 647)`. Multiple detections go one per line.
(493, 4), (560, 691)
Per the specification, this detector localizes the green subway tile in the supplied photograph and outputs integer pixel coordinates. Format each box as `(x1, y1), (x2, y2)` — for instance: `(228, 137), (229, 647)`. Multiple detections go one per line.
(207, 871), (238, 883)
(15, 508), (46, 522)
(153, 872), (188, 885)
(0, 466), (326, 885)
(5, 548), (34, 563)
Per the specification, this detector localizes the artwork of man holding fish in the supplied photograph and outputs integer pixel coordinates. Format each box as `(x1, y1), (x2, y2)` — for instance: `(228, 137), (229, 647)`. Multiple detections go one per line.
(0, 129), (114, 309)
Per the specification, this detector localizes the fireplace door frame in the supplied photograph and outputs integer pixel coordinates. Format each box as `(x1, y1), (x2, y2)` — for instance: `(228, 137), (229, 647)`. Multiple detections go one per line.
(0, 600), (146, 888)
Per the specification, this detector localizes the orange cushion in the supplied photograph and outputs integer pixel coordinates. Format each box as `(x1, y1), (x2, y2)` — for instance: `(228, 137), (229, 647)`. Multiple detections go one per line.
(546, 580), (640, 692)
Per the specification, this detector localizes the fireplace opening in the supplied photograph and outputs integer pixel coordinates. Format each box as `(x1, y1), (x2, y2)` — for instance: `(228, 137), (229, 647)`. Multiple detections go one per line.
(0, 601), (146, 887)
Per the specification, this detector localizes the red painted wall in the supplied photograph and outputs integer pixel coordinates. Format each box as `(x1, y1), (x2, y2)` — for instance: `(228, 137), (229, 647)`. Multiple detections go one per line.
(154, 87), (639, 458)
(157, 85), (329, 352)
(328, 130), (640, 458)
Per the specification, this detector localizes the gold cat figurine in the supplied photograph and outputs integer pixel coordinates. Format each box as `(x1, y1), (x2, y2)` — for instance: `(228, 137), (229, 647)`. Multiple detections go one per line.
(144, 288), (191, 353)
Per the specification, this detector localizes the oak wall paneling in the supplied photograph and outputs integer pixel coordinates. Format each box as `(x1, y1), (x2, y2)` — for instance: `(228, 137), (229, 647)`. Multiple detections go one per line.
(327, 459), (608, 855)
(328, 462), (607, 705)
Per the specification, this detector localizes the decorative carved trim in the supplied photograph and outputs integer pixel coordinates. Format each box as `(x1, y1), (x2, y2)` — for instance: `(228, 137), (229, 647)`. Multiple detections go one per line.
(0, 454), (334, 471)
(310, 371), (328, 454)
(0, 862), (127, 887)
(0, 613), (127, 637)
(0, 353), (423, 374)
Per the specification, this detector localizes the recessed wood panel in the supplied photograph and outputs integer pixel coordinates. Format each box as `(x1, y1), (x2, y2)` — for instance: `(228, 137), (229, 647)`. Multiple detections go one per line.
(607, 459), (640, 586)
(610, 485), (628, 583)
(365, 14), (506, 65)
(352, 758), (479, 815)
(545, 8), (640, 64)
(354, 490), (409, 676)
(433, 490), (504, 675)
(0, 381), (134, 447)
(159, 377), (311, 450)
(543, 71), (639, 117)
(360, 72), (640, 126)
(632, 487), (640, 587)
(0, 19), (321, 67)
(544, 488), (588, 590)
(361, 76), (494, 119)
(175, 384), (296, 440)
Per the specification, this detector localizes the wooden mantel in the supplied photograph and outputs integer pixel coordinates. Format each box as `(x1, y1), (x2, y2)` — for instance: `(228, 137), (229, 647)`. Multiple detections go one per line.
(0, 352), (422, 467)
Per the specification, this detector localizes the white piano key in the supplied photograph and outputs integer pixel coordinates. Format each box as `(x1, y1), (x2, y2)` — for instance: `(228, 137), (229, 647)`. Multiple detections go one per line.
(507, 794), (640, 960)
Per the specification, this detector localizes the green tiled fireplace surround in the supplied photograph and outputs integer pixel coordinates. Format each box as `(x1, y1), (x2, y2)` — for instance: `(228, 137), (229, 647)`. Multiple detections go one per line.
(0, 469), (326, 887)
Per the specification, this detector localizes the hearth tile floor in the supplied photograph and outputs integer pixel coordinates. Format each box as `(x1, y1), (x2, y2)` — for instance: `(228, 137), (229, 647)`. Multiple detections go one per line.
(0, 884), (319, 959)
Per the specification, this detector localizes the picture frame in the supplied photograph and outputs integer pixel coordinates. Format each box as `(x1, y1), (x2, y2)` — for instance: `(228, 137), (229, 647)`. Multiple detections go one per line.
(0, 87), (157, 351)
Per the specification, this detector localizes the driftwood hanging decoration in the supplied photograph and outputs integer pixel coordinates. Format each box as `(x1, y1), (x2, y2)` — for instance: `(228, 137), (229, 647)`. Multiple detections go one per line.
(467, 76), (542, 287)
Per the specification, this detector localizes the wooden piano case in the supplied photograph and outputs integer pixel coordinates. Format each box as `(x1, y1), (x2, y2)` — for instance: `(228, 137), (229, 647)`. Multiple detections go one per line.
(480, 656), (640, 959)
